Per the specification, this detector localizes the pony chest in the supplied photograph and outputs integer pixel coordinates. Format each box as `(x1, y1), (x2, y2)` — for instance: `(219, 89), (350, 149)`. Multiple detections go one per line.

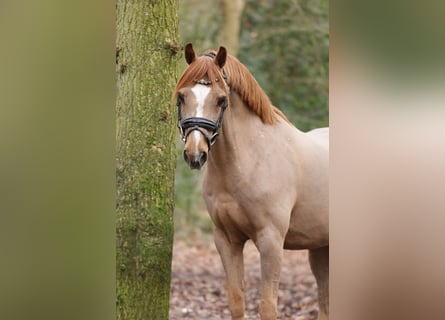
(203, 191), (255, 235)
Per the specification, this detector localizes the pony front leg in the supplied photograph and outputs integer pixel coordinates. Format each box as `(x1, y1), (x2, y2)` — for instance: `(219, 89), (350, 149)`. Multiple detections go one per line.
(214, 228), (246, 320)
(256, 228), (284, 320)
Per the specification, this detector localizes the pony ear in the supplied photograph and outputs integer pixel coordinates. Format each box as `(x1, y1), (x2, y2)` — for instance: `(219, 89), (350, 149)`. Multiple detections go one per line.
(184, 43), (196, 65)
(214, 46), (227, 68)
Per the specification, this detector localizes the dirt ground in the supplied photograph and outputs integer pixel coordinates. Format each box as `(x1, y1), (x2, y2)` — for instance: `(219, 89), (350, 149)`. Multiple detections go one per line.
(170, 238), (319, 320)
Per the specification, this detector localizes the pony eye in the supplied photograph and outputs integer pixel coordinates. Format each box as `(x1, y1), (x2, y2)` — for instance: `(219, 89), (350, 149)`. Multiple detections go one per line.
(217, 96), (227, 107)
(177, 93), (184, 105)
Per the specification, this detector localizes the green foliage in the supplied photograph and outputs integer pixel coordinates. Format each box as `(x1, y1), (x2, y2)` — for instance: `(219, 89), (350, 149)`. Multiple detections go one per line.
(239, 0), (329, 131)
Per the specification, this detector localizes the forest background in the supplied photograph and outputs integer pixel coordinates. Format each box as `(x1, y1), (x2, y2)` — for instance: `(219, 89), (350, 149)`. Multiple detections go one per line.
(175, 0), (329, 238)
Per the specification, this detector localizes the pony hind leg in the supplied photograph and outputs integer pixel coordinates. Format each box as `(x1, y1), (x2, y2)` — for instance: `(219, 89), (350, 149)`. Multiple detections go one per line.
(309, 246), (329, 320)
(214, 228), (246, 320)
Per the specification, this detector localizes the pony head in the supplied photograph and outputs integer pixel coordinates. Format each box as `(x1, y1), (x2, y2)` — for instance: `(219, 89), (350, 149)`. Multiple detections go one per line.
(175, 43), (229, 170)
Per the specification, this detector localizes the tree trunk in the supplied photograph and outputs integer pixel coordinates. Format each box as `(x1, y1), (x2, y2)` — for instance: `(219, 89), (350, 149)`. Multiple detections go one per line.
(219, 0), (245, 56)
(116, 0), (178, 319)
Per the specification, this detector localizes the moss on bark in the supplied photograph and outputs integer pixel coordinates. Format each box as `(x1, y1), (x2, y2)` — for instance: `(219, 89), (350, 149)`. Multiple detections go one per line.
(116, 0), (179, 318)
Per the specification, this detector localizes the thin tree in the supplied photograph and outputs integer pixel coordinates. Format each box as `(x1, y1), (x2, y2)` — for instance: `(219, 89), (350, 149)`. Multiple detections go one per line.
(219, 0), (245, 56)
(116, 0), (178, 318)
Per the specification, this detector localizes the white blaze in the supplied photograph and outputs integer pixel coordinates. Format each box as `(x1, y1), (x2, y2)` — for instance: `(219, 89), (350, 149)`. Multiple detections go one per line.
(191, 84), (211, 154)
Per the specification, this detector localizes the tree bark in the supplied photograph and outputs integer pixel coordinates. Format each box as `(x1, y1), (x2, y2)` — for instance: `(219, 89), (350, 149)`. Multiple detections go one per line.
(219, 0), (245, 56)
(116, 0), (178, 319)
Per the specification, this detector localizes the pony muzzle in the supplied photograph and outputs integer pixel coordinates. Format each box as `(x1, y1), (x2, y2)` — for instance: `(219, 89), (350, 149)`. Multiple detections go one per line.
(183, 149), (208, 170)
(182, 126), (211, 170)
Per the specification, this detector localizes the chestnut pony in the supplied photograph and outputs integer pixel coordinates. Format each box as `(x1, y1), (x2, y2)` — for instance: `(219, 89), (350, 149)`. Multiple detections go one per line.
(174, 43), (329, 320)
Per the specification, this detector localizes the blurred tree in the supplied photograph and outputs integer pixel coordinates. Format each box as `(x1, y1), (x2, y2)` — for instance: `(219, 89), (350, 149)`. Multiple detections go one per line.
(116, 0), (178, 319)
(218, 0), (245, 55)
(179, 0), (223, 50)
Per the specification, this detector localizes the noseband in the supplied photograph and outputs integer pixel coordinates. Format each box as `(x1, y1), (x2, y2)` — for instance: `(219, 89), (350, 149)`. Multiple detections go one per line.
(177, 52), (229, 150)
(177, 104), (227, 149)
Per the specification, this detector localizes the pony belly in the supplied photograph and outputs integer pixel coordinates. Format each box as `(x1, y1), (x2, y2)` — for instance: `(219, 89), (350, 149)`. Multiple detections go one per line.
(284, 210), (329, 250)
(283, 229), (328, 250)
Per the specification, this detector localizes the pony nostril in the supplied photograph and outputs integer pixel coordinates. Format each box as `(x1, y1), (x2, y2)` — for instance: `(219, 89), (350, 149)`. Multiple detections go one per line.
(183, 150), (190, 164)
(184, 149), (207, 169)
(184, 152), (207, 170)
(199, 152), (207, 166)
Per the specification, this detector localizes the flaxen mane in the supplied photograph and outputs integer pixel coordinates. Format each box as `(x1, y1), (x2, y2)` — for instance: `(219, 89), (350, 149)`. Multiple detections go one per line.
(174, 50), (289, 125)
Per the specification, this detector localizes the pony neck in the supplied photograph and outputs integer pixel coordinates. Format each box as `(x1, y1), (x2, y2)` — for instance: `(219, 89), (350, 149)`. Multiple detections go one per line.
(207, 91), (268, 168)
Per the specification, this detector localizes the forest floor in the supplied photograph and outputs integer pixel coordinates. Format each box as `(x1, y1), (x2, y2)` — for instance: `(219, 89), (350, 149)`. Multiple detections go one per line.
(170, 237), (319, 320)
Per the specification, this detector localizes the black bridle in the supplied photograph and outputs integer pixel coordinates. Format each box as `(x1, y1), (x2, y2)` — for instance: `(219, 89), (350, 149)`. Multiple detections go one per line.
(177, 53), (229, 149)
(176, 99), (228, 148)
